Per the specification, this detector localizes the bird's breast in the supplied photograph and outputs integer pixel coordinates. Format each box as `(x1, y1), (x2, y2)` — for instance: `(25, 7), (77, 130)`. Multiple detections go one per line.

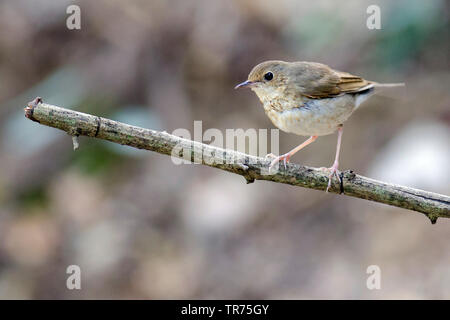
(263, 95), (357, 136)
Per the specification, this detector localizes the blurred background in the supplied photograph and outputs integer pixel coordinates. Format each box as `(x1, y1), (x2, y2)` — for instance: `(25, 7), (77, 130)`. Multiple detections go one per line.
(0, 0), (449, 299)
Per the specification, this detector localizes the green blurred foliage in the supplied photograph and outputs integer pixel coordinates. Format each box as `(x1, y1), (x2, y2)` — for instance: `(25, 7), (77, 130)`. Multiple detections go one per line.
(70, 140), (126, 176)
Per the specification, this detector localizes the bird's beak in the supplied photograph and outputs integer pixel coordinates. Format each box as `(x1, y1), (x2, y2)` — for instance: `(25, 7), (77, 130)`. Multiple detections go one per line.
(234, 80), (255, 89)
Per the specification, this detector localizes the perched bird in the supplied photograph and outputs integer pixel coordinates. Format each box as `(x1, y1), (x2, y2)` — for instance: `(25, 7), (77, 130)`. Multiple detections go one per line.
(235, 60), (404, 191)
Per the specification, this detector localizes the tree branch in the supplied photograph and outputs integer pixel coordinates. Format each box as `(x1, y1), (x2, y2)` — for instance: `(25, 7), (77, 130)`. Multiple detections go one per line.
(24, 97), (450, 223)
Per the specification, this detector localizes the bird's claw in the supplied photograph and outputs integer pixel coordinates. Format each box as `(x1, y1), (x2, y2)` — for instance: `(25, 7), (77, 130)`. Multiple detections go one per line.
(321, 163), (340, 192)
(268, 153), (291, 173)
(265, 153), (277, 160)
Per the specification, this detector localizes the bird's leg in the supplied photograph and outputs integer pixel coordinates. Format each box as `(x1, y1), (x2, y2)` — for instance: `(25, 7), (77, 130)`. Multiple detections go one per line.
(269, 135), (318, 172)
(324, 126), (343, 192)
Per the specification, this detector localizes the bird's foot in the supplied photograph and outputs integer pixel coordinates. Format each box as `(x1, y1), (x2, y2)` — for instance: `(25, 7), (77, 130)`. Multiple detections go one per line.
(265, 153), (277, 160)
(269, 153), (291, 173)
(320, 162), (341, 192)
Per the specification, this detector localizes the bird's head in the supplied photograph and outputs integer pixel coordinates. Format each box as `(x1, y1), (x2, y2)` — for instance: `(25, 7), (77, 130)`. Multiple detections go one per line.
(235, 60), (290, 102)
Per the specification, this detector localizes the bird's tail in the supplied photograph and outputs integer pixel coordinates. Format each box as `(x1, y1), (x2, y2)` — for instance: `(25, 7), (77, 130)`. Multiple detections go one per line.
(371, 82), (405, 100)
(373, 82), (405, 88)
(355, 82), (405, 107)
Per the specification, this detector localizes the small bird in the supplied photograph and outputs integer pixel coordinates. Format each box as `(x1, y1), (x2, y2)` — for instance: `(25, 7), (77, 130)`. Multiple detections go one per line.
(235, 60), (404, 191)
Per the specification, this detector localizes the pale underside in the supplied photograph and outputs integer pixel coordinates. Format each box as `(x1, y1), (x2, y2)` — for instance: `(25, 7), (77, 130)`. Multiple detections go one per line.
(253, 86), (374, 136)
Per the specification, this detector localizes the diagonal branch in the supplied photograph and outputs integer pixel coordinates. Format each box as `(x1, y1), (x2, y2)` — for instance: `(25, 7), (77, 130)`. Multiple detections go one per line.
(24, 97), (450, 223)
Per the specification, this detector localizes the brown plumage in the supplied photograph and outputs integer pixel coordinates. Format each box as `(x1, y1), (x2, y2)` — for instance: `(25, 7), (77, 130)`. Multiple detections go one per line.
(246, 60), (376, 99)
(235, 60), (404, 191)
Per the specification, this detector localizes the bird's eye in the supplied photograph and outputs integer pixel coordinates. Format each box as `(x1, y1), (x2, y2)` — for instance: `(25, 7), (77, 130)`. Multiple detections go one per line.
(264, 72), (273, 81)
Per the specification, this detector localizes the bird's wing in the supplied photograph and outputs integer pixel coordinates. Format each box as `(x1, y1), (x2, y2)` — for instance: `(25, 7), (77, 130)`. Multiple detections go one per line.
(335, 71), (374, 93)
(292, 62), (374, 99)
